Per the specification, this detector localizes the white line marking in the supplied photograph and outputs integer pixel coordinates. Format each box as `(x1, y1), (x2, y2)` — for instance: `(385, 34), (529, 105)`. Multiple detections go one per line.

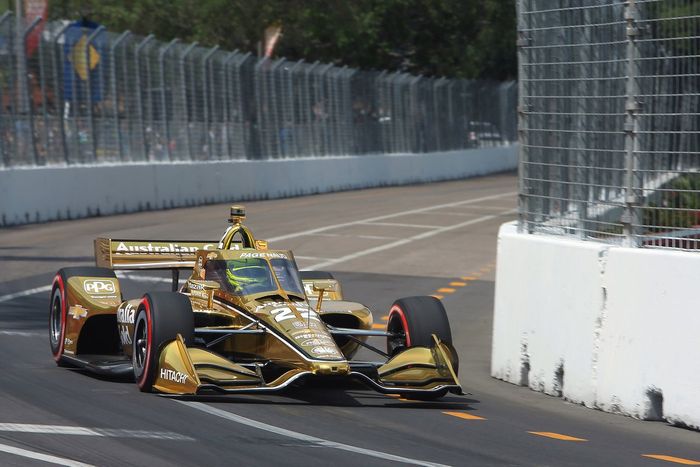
(0, 330), (42, 337)
(305, 209), (517, 270)
(0, 441), (94, 467)
(363, 222), (435, 229)
(0, 285), (52, 304)
(267, 191), (516, 242)
(176, 401), (449, 467)
(0, 423), (193, 441)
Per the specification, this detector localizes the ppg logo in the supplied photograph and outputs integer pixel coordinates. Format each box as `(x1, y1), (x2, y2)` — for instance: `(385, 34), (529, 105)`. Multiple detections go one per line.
(83, 280), (116, 295)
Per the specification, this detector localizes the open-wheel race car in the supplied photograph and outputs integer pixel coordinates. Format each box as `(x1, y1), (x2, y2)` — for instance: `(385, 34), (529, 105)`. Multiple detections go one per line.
(49, 206), (462, 398)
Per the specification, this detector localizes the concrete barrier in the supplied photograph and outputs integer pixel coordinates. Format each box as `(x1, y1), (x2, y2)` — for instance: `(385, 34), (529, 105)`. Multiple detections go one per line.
(0, 146), (516, 226)
(492, 221), (700, 429)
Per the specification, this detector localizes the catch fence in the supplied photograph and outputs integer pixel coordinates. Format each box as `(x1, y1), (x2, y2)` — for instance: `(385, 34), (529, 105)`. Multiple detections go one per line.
(518, 0), (700, 250)
(0, 12), (516, 168)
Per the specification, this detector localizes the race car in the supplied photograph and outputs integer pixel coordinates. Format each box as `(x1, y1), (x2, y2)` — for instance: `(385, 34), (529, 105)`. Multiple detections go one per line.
(49, 206), (461, 398)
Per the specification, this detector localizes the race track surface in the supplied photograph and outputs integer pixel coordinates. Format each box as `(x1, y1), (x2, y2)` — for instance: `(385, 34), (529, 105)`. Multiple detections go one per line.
(1, 172), (698, 466)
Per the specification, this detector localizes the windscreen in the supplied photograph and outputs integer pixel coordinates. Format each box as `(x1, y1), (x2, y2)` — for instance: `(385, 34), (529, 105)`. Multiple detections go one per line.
(204, 257), (304, 297)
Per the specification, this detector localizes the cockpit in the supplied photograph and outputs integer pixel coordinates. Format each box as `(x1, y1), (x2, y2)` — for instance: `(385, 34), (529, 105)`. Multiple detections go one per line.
(204, 254), (305, 298)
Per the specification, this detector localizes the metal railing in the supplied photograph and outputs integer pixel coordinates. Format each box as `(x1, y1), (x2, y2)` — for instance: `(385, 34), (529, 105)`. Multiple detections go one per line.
(517, 0), (700, 250)
(0, 13), (517, 168)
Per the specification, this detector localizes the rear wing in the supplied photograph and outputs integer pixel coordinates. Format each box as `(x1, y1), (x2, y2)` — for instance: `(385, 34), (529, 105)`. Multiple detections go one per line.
(94, 238), (218, 270)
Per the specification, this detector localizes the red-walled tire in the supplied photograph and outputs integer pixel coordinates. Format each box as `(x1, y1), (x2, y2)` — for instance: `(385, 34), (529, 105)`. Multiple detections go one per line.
(49, 267), (116, 366)
(386, 296), (457, 400)
(132, 292), (194, 393)
(386, 296), (452, 355)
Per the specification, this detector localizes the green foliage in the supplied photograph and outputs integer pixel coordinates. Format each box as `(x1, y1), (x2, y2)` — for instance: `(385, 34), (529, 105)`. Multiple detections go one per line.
(644, 174), (700, 231)
(49, 0), (516, 79)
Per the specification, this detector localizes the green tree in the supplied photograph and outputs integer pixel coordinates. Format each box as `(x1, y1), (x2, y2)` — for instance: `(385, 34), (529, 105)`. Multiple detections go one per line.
(49, 0), (516, 80)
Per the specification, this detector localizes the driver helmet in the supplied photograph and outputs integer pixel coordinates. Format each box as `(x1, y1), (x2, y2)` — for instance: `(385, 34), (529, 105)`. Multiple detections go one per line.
(226, 265), (272, 293)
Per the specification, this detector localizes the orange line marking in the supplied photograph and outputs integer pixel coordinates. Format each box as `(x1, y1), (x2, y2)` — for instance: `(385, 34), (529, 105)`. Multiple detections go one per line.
(443, 411), (486, 421)
(643, 455), (700, 465)
(437, 288), (455, 293)
(431, 294), (444, 299)
(380, 315), (389, 321)
(371, 323), (385, 329)
(461, 276), (477, 281)
(449, 281), (467, 287)
(528, 432), (587, 442)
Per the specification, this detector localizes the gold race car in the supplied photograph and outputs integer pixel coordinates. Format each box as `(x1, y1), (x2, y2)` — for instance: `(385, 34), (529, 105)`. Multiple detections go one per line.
(49, 206), (461, 398)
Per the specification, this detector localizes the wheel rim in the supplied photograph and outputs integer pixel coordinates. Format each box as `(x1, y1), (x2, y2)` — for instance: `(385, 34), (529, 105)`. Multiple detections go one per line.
(133, 313), (148, 380)
(387, 314), (407, 356)
(49, 287), (62, 350)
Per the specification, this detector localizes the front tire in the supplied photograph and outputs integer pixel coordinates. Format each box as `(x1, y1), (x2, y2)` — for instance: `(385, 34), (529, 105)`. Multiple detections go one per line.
(133, 292), (194, 392)
(386, 296), (456, 400)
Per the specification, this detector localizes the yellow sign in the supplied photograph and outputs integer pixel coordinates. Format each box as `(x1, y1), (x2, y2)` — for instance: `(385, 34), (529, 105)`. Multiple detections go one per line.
(69, 34), (100, 81)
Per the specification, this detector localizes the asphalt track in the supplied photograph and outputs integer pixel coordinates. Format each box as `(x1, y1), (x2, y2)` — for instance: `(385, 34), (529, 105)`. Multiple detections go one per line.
(0, 172), (698, 466)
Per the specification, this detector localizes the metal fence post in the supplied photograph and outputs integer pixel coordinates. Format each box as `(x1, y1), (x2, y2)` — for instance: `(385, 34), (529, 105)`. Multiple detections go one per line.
(622, 0), (642, 247)
(22, 17), (42, 165)
(516, 0), (530, 233)
(158, 38), (178, 161)
(134, 34), (154, 160)
(85, 25), (105, 163)
(110, 30), (130, 162)
(179, 41), (197, 161)
(202, 45), (219, 159)
(0, 11), (13, 166)
(222, 50), (239, 160)
(287, 59), (303, 157)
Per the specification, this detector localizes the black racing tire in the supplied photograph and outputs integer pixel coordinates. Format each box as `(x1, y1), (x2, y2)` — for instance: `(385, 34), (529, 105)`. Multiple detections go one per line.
(132, 292), (194, 393)
(386, 296), (457, 401)
(299, 271), (335, 280)
(386, 296), (452, 354)
(50, 267), (117, 366)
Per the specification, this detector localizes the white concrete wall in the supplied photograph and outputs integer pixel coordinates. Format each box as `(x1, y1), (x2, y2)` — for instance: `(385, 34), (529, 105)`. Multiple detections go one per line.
(0, 146), (516, 226)
(492, 222), (700, 429)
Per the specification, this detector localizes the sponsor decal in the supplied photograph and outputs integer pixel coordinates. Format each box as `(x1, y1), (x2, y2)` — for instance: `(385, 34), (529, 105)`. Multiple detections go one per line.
(68, 305), (88, 320)
(292, 332), (330, 341)
(119, 325), (132, 346)
(206, 252), (218, 260)
(240, 252), (287, 259)
(160, 368), (188, 384)
(117, 303), (136, 324)
(83, 279), (116, 295)
(114, 242), (215, 255)
(301, 338), (334, 346)
(64, 337), (73, 346)
(311, 346), (341, 356)
(292, 321), (307, 329)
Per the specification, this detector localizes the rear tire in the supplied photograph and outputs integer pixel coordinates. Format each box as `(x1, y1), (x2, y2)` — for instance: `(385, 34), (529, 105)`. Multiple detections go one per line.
(49, 267), (116, 366)
(132, 292), (194, 392)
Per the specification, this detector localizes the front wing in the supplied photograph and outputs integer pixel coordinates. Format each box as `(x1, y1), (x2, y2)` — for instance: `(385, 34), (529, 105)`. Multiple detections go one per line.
(153, 335), (462, 397)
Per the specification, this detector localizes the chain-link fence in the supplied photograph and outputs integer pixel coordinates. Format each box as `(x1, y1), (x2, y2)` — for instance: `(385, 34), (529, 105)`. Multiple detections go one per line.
(0, 12), (517, 168)
(518, 0), (700, 250)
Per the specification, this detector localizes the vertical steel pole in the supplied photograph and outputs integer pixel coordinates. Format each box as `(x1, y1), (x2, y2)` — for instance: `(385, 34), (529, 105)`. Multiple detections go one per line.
(84, 25), (105, 163)
(622, 0), (641, 246)
(222, 50), (239, 160)
(304, 61), (319, 156)
(158, 38), (178, 161)
(202, 45), (219, 160)
(516, 0), (531, 233)
(52, 23), (75, 164)
(0, 11), (13, 166)
(253, 57), (268, 159)
(134, 34), (154, 161)
(109, 30), (130, 162)
(287, 59), (303, 157)
(21, 17), (42, 165)
(179, 41), (197, 161)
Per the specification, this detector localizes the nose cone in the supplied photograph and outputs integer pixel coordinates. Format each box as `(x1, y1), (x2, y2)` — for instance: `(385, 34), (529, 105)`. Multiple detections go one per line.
(312, 361), (350, 375)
